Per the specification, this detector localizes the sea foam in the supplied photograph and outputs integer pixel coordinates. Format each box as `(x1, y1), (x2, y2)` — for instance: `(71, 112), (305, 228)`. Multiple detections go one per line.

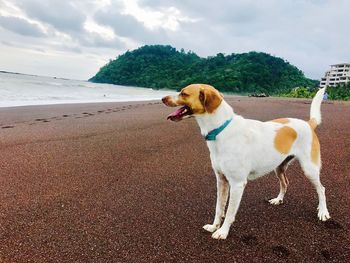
(0, 72), (175, 107)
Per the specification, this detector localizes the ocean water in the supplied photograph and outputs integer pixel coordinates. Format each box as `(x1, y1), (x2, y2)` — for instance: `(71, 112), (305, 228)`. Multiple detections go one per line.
(0, 72), (175, 107)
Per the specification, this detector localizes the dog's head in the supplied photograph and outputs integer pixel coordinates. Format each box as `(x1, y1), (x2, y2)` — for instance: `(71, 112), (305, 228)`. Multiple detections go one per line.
(162, 84), (223, 122)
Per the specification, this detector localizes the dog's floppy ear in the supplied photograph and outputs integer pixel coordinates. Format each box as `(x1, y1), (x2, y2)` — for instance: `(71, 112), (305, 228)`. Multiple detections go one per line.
(199, 87), (223, 113)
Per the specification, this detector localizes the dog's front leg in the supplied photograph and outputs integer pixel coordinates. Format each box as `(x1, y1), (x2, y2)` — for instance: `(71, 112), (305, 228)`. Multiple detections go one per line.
(203, 172), (229, 233)
(212, 177), (247, 240)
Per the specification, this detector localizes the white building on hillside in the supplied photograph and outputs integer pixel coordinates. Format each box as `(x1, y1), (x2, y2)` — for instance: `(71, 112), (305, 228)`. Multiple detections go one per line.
(320, 63), (350, 88)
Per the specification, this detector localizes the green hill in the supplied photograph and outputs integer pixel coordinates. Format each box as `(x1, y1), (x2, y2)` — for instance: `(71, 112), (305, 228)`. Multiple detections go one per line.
(89, 45), (318, 94)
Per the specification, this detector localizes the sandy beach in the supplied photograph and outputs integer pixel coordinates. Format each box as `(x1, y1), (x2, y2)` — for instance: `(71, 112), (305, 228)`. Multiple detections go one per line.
(0, 97), (349, 262)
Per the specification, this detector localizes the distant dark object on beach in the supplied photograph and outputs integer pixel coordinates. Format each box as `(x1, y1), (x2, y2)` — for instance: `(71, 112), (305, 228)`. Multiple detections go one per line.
(249, 93), (269, 97)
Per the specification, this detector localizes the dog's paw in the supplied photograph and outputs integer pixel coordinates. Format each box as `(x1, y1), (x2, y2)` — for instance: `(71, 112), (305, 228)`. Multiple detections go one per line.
(269, 197), (283, 205)
(318, 208), (330, 221)
(203, 224), (219, 233)
(212, 227), (229, 240)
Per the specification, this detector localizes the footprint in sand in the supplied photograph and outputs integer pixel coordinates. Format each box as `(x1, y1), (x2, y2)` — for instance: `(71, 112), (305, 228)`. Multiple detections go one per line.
(272, 245), (290, 258)
(2, 125), (14, 129)
(241, 234), (258, 246)
(324, 219), (343, 230)
(320, 249), (332, 260)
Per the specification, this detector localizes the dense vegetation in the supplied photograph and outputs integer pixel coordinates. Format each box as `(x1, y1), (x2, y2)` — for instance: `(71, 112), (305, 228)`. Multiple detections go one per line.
(327, 82), (350, 100)
(282, 83), (350, 100)
(90, 45), (318, 94)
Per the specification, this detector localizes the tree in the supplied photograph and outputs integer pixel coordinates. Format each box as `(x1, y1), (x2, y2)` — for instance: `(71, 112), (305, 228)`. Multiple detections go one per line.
(89, 45), (318, 95)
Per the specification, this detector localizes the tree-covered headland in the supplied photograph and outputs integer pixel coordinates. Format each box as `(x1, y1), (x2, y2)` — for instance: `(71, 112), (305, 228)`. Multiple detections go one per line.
(90, 45), (350, 100)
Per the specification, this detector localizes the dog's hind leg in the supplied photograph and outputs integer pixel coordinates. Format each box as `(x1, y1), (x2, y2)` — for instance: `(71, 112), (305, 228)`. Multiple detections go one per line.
(299, 157), (330, 221)
(269, 155), (294, 205)
(203, 172), (229, 233)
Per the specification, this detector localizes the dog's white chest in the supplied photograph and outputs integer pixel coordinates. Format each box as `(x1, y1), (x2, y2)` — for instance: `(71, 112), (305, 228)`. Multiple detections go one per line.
(207, 140), (248, 175)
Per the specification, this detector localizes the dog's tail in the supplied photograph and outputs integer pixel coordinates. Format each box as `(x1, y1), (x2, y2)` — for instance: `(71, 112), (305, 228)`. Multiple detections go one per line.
(309, 87), (326, 129)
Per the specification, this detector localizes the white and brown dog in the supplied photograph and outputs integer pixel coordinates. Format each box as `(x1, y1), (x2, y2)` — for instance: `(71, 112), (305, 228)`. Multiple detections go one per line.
(162, 84), (330, 240)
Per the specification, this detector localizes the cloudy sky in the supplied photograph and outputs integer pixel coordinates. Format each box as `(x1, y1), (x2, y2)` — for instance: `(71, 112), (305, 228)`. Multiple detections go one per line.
(0, 0), (349, 80)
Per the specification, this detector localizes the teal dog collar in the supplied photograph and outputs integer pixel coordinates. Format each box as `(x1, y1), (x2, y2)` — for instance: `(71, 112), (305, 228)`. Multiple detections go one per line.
(205, 118), (232, 141)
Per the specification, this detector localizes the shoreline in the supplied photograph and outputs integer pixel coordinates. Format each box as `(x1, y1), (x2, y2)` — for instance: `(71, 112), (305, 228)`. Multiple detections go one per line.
(0, 97), (162, 109)
(1, 92), (349, 110)
(0, 71), (176, 109)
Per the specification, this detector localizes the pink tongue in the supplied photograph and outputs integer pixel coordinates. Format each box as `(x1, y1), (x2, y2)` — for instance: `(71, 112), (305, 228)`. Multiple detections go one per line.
(167, 107), (184, 118)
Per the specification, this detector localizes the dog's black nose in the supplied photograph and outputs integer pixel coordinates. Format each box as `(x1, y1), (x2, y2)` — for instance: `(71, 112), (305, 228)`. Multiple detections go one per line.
(162, 96), (167, 103)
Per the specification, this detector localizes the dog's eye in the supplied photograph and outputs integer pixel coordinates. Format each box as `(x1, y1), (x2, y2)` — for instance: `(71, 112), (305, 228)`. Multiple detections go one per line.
(181, 92), (189, 97)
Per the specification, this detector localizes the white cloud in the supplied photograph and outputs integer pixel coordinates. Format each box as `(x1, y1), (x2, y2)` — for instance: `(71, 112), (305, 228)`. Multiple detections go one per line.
(0, 35), (117, 79)
(120, 0), (196, 31)
(0, 0), (23, 17)
(84, 20), (116, 40)
(0, 0), (349, 80)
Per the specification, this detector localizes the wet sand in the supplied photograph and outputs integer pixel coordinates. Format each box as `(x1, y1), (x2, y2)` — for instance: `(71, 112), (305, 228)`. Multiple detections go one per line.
(0, 97), (349, 262)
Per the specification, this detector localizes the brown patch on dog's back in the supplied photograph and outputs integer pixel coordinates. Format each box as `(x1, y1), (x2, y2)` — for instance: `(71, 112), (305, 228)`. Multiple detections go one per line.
(270, 118), (290, 124)
(274, 126), (297, 154)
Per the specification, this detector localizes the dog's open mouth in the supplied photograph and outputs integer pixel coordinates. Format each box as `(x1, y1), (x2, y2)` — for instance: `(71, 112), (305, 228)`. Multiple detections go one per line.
(167, 105), (193, 122)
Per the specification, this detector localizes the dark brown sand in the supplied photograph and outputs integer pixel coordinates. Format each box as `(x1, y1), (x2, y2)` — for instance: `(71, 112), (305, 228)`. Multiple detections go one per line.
(0, 97), (349, 263)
